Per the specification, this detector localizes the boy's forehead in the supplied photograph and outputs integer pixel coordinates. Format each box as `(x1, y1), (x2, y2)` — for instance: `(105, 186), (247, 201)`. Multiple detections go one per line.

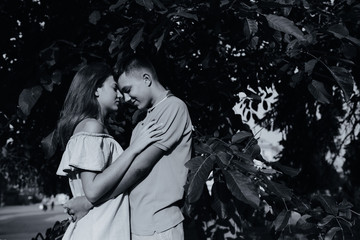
(117, 72), (140, 86)
(117, 76), (135, 93)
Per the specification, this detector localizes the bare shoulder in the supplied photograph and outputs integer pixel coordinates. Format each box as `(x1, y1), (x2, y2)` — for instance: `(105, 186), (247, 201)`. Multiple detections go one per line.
(74, 118), (105, 134)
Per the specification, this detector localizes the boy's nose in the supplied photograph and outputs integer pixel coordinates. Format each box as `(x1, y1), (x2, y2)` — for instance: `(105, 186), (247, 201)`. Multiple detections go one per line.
(123, 94), (132, 102)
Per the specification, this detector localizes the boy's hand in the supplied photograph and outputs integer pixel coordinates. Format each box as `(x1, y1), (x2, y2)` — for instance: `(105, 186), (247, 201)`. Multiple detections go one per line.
(63, 196), (93, 222)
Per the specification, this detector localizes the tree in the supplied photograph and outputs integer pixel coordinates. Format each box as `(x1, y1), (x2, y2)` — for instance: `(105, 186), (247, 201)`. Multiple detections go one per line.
(1, 0), (360, 239)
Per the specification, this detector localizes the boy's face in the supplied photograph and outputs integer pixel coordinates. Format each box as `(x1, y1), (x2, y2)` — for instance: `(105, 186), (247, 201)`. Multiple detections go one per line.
(118, 71), (151, 110)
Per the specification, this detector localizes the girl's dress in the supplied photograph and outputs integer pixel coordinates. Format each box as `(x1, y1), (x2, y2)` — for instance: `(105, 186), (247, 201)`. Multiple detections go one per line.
(56, 132), (130, 240)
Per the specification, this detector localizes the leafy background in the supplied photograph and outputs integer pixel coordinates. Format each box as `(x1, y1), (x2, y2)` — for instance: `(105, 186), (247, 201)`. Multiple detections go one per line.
(1, 0), (360, 239)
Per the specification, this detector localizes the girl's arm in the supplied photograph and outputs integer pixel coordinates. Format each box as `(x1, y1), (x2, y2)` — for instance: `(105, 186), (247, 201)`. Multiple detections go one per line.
(64, 120), (163, 220)
(65, 145), (164, 220)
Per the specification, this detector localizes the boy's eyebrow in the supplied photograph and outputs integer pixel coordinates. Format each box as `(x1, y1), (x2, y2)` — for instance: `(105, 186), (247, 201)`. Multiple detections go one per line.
(121, 86), (130, 92)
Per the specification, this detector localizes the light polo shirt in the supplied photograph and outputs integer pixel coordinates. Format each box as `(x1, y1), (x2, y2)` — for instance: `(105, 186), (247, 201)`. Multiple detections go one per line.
(129, 92), (193, 235)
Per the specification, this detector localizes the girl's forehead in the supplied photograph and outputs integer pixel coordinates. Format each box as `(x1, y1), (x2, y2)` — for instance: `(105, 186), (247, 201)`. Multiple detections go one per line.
(105, 75), (115, 82)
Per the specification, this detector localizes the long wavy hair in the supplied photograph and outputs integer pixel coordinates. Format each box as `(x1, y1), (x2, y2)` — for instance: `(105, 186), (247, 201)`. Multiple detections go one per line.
(57, 62), (113, 149)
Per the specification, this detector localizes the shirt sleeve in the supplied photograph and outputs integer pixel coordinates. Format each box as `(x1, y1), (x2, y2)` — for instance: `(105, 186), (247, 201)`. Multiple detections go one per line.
(153, 99), (191, 151)
(56, 134), (111, 176)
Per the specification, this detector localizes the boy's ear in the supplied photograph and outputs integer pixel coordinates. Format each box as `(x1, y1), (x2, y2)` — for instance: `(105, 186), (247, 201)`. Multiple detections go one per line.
(143, 73), (152, 86)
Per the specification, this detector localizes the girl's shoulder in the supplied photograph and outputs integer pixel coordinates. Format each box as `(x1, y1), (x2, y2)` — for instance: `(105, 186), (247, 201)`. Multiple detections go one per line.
(73, 118), (105, 135)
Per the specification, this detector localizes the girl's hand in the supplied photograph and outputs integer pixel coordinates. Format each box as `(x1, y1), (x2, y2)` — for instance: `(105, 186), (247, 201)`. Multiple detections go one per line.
(131, 120), (163, 154)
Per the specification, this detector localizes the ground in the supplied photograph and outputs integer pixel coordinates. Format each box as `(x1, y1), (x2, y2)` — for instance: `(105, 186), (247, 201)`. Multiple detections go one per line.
(0, 204), (67, 240)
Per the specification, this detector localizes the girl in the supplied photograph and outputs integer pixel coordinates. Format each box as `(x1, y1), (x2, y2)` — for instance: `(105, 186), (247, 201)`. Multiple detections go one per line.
(56, 62), (162, 239)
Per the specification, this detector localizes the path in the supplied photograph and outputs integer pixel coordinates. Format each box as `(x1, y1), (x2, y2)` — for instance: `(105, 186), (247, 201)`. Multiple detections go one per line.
(0, 204), (68, 240)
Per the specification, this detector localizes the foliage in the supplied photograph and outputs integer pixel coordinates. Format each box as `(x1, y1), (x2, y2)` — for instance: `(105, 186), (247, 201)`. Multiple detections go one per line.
(184, 131), (360, 239)
(31, 219), (70, 240)
(1, 0), (360, 239)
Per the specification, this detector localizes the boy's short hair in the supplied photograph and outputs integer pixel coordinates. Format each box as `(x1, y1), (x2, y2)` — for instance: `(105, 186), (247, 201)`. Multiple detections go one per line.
(118, 54), (157, 79)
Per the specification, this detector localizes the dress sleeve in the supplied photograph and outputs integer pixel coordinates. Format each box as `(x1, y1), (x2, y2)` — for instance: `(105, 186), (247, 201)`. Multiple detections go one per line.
(56, 134), (111, 176)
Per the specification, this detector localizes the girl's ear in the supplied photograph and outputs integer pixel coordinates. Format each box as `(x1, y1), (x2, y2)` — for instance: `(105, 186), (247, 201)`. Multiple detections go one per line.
(95, 90), (100, 97)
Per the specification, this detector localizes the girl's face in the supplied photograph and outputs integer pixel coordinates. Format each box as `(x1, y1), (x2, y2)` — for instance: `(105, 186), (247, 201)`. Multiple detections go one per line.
(95, 76), (121, 116)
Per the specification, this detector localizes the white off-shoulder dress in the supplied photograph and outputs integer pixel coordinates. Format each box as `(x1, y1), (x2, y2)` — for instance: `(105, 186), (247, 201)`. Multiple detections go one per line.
(56, 132), (130, 240)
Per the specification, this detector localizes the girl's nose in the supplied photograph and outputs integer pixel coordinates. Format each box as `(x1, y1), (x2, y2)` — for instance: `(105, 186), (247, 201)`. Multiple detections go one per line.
(116, 90), (122, 98)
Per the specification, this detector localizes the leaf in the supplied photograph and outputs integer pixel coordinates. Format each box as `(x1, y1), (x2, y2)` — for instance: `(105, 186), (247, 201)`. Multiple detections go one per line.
(276, 0), (295, 16)
(273, 210), (291, 232)
(194, 142), (213, 154)
(185, 155), (216, 203)
(290, 71), (302, 88)
(41, 130), (58, 159)
(152, 0), (167, 12)
(238, 152), (254, 162)
(232, 159), (258, 174)
(246, 110), (251, 121)
(248, 144), (261, 158)
(89, 11), (101, 25)
(265, 14), (305, 41)
(109, 40), (119, 55)
(328, 24), (349, 39)
(271, 162), (300, 177)
(260, 168), (277, 174)
(168, 11), (198, 21)
(247, 92), (262, 102)
(223, 170), (260, 208)
(301, 0), (310, 9)
(249, 36), (259, 49)
(318, 215), (335, 227)
(288, 211), (301, 226)
(324, 227), (341, 240)
(251, 101), (258, 111)
(327, 24), (360, 46)
(109, 0), (127, 11)
(18, 86), (43, 118)
(295, 214), (316, 230)
(211, 197), (229, 220)
(263, 177), (292, 201)
(338, 199), (353, 210)
(211, 182), (231, 219)
(312, 194), (338, 215)
(135, 0), (154, 11)
(244, 18), (258, 40)
(216, 151), (232, 166)
(130, 27), (144, 50)
(345, 35), (360, 47)
(209, 139), (228, 152)
(154, 31), (165, 51)
(231, 131), (252, 144)
(304, 59), (318, 75)
(328, 66), (354, 101)
(51, 70), (62, 85)
(286, 39), (301, 58)
(308, 80), (332, 104)
(263, 100), (268, 111)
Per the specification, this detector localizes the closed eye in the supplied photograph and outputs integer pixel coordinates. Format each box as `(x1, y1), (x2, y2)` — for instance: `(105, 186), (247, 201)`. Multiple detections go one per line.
(121, 87), (131, 94)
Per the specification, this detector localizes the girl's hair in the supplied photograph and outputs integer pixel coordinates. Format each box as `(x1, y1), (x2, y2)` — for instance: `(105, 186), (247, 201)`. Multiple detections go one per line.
(57, 62), (113, 149)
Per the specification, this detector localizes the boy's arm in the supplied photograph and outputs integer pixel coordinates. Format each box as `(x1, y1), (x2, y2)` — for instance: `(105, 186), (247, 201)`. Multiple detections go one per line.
(103, 145), (164, 197)
(64, 145), (164, 221)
